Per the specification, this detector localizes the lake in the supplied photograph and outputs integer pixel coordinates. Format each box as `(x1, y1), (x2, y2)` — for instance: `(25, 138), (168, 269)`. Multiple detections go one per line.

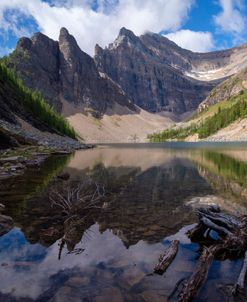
(1, 142), (247, 302)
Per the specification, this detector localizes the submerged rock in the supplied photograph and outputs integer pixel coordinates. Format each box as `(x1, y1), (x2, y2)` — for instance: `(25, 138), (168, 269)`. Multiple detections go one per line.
(57, 172), (70, 180)
(141, 290), (168, 302)
(0, 203), (5, 212)
(0, 214), (14, 236)
(94, 287), (124, 302)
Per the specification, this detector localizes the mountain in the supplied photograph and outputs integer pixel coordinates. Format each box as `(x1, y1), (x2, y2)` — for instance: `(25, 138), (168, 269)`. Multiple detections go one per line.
(8, 27), (247, 118)
(95, 28), (215, 114)
(4, 27), (247, 142)
(5, 28), (135, 117)
(94, 28), (247, 114)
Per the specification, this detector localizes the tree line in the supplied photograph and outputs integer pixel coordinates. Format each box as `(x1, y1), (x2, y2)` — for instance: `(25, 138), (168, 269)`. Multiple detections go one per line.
(149, 90), (247, 141)
(0, 63), (77, 139)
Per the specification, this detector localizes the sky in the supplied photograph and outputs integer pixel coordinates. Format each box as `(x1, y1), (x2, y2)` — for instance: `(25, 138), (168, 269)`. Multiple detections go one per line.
(0, 0), (247, 57)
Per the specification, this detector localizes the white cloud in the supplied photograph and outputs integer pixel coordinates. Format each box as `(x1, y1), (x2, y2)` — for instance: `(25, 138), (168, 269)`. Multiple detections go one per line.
(214, 0), (246, 35)
(0, 0), (195, 55)
(165, 29), (214, 52)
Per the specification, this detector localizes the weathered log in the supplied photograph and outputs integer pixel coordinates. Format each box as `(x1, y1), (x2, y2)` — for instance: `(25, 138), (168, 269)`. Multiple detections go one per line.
(179, 245), (219, 302)
(154, 240), (179, 275)
(200, 217), (233, 237)
(197, 208), (240, 229)
(177, 206), (247, 301)
(233, 250), (247, 295)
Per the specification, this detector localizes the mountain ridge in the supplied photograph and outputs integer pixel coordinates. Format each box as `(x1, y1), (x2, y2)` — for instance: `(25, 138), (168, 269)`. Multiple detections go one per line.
(3, 27), (247, 142)
(4, 27), (135, 118)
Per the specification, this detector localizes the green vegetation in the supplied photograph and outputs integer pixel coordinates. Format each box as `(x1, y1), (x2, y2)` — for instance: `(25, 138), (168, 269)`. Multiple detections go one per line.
(186, 97), (236, 122)
(203, 151), (247, 186)
(0, 63), (77, 139)
(147, 124), (197, 141)
(149, 90), (247, 142)
(197, 98), (247, 138)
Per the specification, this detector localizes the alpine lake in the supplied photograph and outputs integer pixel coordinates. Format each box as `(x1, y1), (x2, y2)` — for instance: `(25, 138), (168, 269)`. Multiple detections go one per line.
(1, 142), (247, 302)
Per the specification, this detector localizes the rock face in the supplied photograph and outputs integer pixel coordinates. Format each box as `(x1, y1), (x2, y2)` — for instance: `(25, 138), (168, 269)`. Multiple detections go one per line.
(199, 68), (247, 111)
(6, 28), (135, 116)
(9, 33), (62, 111)
(6, 27), (247, 117)
(94, 28), (217, 114)
(95, 28), (247, 114)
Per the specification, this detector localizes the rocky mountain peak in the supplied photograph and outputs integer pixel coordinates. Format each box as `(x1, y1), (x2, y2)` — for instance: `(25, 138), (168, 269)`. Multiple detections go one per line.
(16, 37), (32, 51)
(109, 27), (140, 50)
(58, 27), (81, 56)
(59, 27), (70, 37)
(95, 43), (104, 56)
(118, 27), (135, 37)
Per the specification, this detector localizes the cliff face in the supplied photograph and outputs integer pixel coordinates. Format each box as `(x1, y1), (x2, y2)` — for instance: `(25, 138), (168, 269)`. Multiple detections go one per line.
(7, 33), (61, 111)
(95, 28), (247, 114)
(6, 27), (247, 118)
(6, 28), (135, 117)
(94, 28), (216, 114)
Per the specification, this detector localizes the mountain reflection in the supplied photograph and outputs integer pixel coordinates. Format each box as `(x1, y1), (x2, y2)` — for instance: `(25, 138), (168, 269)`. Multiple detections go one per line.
(2, 145), (247, 250)
(1, 144), (247, 301)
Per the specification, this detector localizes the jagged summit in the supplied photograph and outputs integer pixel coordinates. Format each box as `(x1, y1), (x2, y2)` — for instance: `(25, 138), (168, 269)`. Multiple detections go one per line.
(58, 27), (81, 55)
(109, 27), (140, 50)
(118, 27), (135, 37)
(59, 27), (70, 36)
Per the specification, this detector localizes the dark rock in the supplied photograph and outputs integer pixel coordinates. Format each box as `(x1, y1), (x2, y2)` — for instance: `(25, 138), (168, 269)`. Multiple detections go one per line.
(57, 172), (70, 180)
(0, 204), (5, 212)
(94, 28), (218, 114)
(6, 28), (135, 117)
(0, 214), (14, 236)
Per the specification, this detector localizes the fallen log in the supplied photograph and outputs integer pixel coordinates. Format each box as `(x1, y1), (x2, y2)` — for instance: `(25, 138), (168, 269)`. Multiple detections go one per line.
(154, 240), (179, 275)
(233, 250), (247, 295)
(178, 206), (247, 301)
(179, 245), (219, 302)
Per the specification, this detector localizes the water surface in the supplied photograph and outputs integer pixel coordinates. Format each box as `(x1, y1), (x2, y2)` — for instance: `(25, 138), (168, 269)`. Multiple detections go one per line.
(1, 143), (247, 301)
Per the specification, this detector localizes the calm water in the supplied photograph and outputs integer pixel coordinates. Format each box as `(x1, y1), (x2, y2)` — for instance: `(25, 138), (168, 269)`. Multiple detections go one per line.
(1, 143), (247, 302)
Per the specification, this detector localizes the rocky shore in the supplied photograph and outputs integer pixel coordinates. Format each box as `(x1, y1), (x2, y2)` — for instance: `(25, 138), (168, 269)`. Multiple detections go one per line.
(0, 119), (94, 180)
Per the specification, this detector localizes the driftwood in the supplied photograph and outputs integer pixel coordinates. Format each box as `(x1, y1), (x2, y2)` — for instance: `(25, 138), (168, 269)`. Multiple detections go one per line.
(154, 240), (179, 275)
(233, 250), (247, 294)
(178, 206), (247, 302)
(179, 245), (219, 302)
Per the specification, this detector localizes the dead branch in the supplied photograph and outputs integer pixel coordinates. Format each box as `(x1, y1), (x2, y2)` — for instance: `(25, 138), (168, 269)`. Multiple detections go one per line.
(154, 240), (179, 275)
(49, 179), (105, 257)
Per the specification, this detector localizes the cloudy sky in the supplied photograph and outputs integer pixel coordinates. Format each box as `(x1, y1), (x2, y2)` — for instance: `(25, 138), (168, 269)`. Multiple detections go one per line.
(0, 0), (246, 57)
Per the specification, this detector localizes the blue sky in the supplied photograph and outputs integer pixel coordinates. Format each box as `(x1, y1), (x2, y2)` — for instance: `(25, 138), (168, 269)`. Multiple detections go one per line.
(0, 0), (246, 57)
